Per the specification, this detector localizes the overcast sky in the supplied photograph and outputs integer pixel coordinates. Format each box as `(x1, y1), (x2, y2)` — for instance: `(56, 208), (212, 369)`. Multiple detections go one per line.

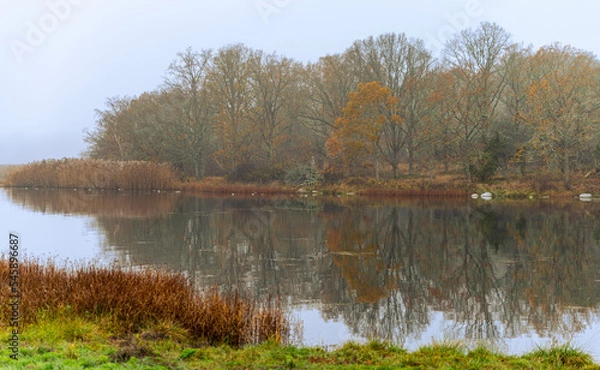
(1, 0), (599, 164)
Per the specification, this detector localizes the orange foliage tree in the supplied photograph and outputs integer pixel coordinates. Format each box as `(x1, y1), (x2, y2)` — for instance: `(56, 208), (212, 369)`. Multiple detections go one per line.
(326, 81), (402, 179)
(525, 44), (600, 189)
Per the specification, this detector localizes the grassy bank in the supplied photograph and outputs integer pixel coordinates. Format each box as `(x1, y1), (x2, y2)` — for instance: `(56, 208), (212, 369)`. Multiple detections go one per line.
(0, 259), (597, 368)
(0, 318), (597, 369)
(0, 258), (287, 348)
(5, 159), (179, 190)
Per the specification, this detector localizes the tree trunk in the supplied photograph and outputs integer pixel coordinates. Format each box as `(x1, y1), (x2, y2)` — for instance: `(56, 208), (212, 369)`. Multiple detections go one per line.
(408, 137), (414, 176)
(563, 151), (570, 189)
(466, 161), (472, 184)
(194, 154), (206, 181)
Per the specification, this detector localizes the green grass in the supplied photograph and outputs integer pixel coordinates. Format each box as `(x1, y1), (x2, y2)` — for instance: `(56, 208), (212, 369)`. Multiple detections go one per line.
(0, 314), (598, 369)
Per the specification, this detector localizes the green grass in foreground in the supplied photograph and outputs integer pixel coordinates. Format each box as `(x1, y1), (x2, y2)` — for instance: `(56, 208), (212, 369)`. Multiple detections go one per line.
(0, 315), (598, 369)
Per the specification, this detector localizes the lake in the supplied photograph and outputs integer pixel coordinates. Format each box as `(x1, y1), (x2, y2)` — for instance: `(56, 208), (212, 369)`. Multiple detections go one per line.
(1, 188), (600, 359)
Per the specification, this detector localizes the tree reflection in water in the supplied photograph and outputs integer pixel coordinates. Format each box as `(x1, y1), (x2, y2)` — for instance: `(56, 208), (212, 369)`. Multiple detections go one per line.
(8, 189), (600, 347)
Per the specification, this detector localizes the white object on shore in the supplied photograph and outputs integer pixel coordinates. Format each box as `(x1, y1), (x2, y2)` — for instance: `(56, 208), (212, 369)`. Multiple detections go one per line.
(481, 192), (492, 200)
(580, 193), (593, 198)
(471, 193), (479, 199)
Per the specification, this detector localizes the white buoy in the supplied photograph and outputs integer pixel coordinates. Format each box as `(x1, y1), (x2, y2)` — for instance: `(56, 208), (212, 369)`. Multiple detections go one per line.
(580, 193), (593, 199)
(471, 193), (479, 199)
(481, 192), (492, 200)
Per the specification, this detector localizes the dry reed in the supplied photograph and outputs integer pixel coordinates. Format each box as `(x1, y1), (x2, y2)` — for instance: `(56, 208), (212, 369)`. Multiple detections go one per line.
(183, 177), (295, 195)
(0, 258), (288, 346)
(6, 158), (180, 191)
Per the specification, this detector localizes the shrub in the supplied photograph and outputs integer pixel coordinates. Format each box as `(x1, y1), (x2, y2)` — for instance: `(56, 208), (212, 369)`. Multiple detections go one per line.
(226, 163), (285, 184)
(285, 164), (323, 187)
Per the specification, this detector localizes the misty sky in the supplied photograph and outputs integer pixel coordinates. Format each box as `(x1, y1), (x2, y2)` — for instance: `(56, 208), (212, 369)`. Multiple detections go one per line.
(1, 0), (599, 164)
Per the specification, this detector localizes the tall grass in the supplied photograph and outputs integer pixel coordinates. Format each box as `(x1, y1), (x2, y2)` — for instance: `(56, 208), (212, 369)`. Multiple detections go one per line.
(6, 158), (180, 190)
(0, 258), (288, 346)
(0, 164), (18, 185)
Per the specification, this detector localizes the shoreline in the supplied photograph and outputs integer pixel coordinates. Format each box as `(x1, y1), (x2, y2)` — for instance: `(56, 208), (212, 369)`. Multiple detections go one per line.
(2, 316), (598, 369)
(177, 174), (600, 200)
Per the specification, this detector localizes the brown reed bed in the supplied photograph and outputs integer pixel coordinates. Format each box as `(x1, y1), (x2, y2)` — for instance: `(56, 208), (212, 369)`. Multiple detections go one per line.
(182, 177), (296, 195)
(6, 158), (180, 191)
(0, 257), (288, 347)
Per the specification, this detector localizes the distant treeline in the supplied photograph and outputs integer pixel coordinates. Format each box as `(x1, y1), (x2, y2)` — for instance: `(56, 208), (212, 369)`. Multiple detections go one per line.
(6, 158), (179, 190)
(85, 22), (600, 189)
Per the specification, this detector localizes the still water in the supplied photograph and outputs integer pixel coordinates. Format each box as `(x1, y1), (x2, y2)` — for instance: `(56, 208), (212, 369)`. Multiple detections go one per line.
(2, 188), (600, 359)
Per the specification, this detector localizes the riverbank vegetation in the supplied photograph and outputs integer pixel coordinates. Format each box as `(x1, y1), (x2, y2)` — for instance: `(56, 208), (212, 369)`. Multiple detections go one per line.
(5, 158), (179, 190)
(0, 258), (287, 348)
(7, 158), (600, 198)
(0, 164), (17, 186)
(82, 22), (600, 191)
(0, 321), (597, 369)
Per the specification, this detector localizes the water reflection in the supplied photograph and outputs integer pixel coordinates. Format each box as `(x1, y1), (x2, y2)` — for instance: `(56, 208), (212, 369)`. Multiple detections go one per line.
(5, 188), (600, 355)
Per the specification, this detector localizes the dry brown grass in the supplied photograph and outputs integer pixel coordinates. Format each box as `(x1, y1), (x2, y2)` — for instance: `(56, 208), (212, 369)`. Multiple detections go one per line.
(183, 177), (295, 195)
(0, 258), (288, 346)
(0, 164), (19, 186)
(6, 158), (180, 190)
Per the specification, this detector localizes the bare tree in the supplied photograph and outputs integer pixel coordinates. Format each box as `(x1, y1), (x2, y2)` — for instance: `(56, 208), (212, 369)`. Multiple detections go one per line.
(443, 22), (512, 182)
(162, 47), (214, 180)
(208, 44), (255, 171)
(247, 51), (302, 166)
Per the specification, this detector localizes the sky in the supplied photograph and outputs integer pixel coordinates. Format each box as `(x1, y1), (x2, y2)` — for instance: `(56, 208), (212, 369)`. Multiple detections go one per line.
(1, 0), (599, 164)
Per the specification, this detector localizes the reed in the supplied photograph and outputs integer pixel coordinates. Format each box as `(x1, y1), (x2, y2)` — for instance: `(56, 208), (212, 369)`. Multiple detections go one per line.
(0, 258), (288, 347)
(183, 177), (295, 195)
(6, 158), (180, 191)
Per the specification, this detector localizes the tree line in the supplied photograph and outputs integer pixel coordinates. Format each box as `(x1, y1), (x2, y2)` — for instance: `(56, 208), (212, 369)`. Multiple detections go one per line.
(85, 22), (600, 188)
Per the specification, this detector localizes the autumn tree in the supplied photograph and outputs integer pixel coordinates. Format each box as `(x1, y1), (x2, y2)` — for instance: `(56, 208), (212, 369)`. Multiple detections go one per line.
(85, 93), (167, 162)
(302, 54), (359, 165)
(498, 44), (535, 175)
(327, 81), (402, 179)
(208, 44), (254, 172)
(85, 96), (134, 161)
(423, 67), (458, 173)
(345, 33), (434, 174)
(525, 44), (600, 188)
